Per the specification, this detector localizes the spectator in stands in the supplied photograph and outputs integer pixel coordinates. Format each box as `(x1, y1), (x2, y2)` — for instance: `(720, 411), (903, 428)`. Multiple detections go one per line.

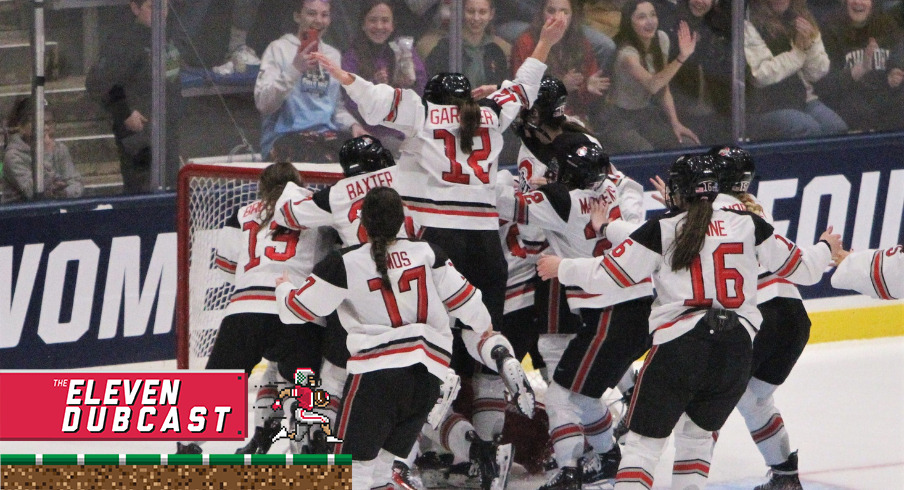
(597, 0), (700, 153)
(86, 0), (183, 194)
(498, 0), (616, 71)
(818, 0), (904, 132)
(324, 0), (443, 53)
(254, 0), (357, 162)
(342, 0), (428, 155)
(2, 98), (83, 203)
(745, 0), (848, 140)
(511, 0), (610, 126)
(425, 0), (510, 97)
(669, 0), (734, 144)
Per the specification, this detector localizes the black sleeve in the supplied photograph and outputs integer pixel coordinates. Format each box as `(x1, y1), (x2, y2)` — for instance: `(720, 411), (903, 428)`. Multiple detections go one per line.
(312, 251), (348, 289)
(628, 218), (663, 254)
(314, 187), (332, 213)
(224, 207), (240, 230)
(751, 214), (775, 246)
(536, 182), (572, 222)
(428, 242), (451, 269)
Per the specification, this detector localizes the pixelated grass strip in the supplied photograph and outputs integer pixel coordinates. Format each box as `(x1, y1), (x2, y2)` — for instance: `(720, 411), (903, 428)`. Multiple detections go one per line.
(0, 454), (351, 465)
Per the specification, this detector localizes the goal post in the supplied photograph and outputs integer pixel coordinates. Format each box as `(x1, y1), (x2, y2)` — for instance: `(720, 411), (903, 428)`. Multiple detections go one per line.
(176, 162), (344, 369)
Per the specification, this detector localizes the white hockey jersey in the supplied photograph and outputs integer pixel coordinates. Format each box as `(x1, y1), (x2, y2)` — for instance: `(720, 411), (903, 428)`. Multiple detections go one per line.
(275, 239), (493, 380)
(713, 194), (804, 303)
(214, 197), (333, 318)
(496, 169), (547, 314)
(557, 204), (833, 344)
(342, 57), (549, 230)
(498, 177), (652, 311)
(273, 167), (417, 246)
(831, 245), (903, 300)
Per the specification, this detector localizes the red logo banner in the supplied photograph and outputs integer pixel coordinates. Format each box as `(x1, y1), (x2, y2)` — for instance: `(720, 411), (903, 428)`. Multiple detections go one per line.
(0, 371), (247, 441)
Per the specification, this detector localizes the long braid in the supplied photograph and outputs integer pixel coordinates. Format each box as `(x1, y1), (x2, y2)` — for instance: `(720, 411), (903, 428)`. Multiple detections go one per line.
(371, 235), (392, 287)
(361, 187), (406, 287)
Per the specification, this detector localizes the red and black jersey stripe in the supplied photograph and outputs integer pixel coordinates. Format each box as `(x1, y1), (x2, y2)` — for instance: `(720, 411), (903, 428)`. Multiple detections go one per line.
(384, 88), (403, 123)
(870, 250), (894, 300)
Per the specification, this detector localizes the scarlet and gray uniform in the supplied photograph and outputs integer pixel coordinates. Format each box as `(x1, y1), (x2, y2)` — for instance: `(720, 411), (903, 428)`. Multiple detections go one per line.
(498, 165), (653, 397)
(274, 168), (418, 371)
(208, 196), (332, 382)
(275, 239), (502, 461)
(341, 57), (549, 335)
(557, 204), (832, 488)
(832, 245), (903, 300)
(274, 166), (416, 247)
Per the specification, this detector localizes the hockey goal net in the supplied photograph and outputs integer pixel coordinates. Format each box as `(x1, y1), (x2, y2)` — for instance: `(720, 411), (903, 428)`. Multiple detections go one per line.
(176, 161), (344, 369)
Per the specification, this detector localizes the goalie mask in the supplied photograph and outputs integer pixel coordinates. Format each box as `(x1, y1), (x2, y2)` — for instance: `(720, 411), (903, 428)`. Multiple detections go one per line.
(667, 153), (720, 208)
(709, 145), (755, 193)
(338, 136), (395, 177)
(550, 133), (609, 190)
(423, 72), (471, 106)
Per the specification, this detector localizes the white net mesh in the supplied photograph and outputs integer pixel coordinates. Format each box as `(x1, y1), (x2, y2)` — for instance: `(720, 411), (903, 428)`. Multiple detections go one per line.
(179, 162), (343, 369)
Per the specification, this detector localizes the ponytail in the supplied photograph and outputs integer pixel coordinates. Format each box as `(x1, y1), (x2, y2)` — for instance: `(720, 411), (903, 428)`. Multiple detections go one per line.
(457, 97), (481, 154)
(361, 187), (406, 287)
(671, 198), (714, 271)
(258, 161), (303, 234)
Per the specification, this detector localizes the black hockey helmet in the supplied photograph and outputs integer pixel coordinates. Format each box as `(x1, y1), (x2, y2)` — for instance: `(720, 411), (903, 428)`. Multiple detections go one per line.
(423, 72), (472, 105)
(550, 133), (609, 190)
(338, 136), (395, 177)
(708, 145), (755, 193)
(667, 153), (720, 207)
(531, 76), (568, 125)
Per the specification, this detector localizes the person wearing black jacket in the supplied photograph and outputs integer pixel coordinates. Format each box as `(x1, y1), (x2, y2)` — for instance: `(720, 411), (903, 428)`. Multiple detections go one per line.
(817, 0), (904, 132)
(668, 0), (733, 145)
(86, 0), (183, 194)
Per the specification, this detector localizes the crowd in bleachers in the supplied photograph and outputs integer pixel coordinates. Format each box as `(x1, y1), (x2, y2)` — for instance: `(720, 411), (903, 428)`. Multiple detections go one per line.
(2, 0), (903, 202)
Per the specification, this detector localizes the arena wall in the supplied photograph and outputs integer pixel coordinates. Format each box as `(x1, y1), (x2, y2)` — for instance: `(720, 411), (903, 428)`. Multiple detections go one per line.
(1, 134), (902, 368)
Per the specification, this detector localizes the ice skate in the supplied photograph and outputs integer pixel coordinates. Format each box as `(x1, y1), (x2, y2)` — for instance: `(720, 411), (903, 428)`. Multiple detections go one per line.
(467, 430), (510, 490)
(235, 418), (282, 454)
(491, 345), (536, 418)
(428, 368), (461, 429)
(754, 451), (803, 490)
(539, 465), (582, 490)
(582, 444), (621, 487)
(392, 460), (426, 490)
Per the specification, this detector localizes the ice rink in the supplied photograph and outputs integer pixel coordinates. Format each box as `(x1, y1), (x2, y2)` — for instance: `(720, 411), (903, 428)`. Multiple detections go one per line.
(3, 336), (903, 489)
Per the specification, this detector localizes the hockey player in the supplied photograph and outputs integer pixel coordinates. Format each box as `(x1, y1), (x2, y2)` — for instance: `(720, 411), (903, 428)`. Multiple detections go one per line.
(179, 161), (332, 455)
(275, 187), (522, 489)
(307, 15), (567, 484)
(537, 154), (842, 489)
(497, 135), (651, 489)
(274, 135), (402, 448)
(832, 246), (903, 300)
(711, 146), (812, 490)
